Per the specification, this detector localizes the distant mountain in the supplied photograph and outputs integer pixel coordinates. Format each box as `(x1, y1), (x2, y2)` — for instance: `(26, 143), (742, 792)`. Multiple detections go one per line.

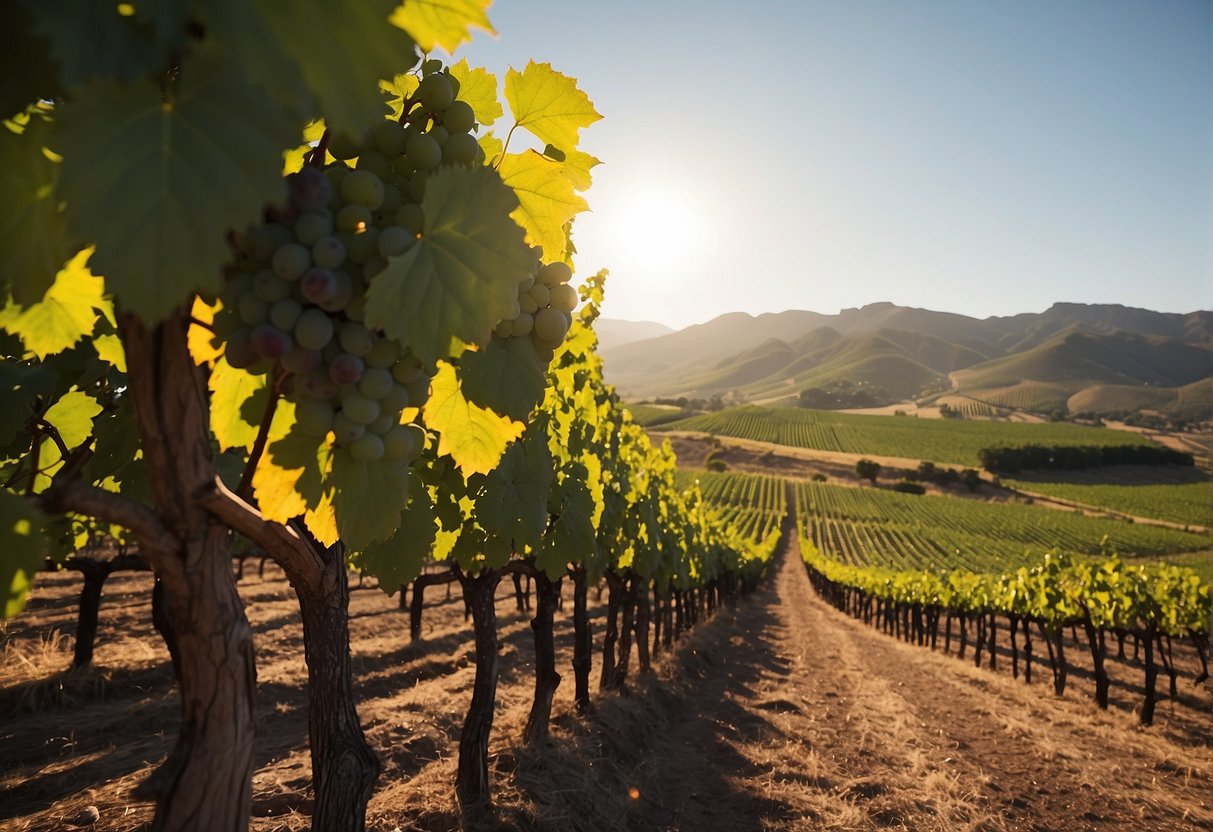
(600, 302), (1213, 420)
(594, 318), (676, 352)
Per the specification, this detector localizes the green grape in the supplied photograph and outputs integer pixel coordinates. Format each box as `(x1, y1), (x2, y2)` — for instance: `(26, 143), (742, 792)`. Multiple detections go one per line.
(254, 269), (292, 303)
(377, 225), (416, 257)
(374, 120), (408, 156)
(379, 182), (404, 213)
(395, 203), (425, 234)
(355, 149), (392, 180)
(295, 308), (335, 351)
(338, 322), (375, 356)
(239, 293), (269, 325)
(408, 171), (428, 202)
(223, 272), (254, 303)
(527, 283), (550, 308)
(358, 366), (394, 399)
(368, 411), (397, 435)
(382, 424), (419, 461)
(494, 319), (512, 338)
(391, 355), (424, 384)
(510, 312), (534, 337)
(296, 398), (335, 436)
(327, 131), (365, 160)
(518, 294), (538, 315)
(272, 242), (311, 281)
(405, 376), (430, 407)
(336, 204), (373, 232)
(332, 412), (365, 444)
(418, 72), (455, 110)
(349, 433), (386, 462)
(340, 390), (380, 425)
(364, 337), (400, 368)
(303, 368), (339, 400)
(427, 125), (449, 147)
(391, 153), (417, 176)
(344, 292), (367, 322)
(421, 58), (442, 76)
(533, 307), (569, 343)
(312, 235), (347, 269)
(249, 223), (294, 262)
(406, 134), (441, 171)
(506, 332), (541, 365)
(343, 227), (381, 264)
(517, 272), (536, 293)
(549, 283), (578, 313)
(537, 261), (572, 287)
(250, 323), (292, 360)
(442, 132), (479, 166)
(225, 328), (258, 369)
(448, 75), (461, 98)
(381, 383), (410, 413)
(213, 309), (242, 339)
(329, 352), (366, 386)
(444, 100), (475, 133)
(323, 165), (350, 194)
(295, 212), (334, 246)
(270, 298), (304, 331)
(341, 170), (386, 210)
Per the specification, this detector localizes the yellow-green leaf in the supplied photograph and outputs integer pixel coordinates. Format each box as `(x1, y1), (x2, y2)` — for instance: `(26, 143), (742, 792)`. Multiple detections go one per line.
(92, 332), (126, 372)
(253, 428), (330, 525)
(497, 151), (588, 261)
(0, 491), (45, 618)
(478, 132), (504, 166)
(187, 296), (224, 366)
(504, 61), (601, 154)
(423, 361), (524, 476)
(43, 388), (102, 450)
(391, 0), (496, 54)
(331, 451), (409, 549)
(208, 358), (281, 452)
(0, 248), (104, 359)
(449, 60), (502, 127)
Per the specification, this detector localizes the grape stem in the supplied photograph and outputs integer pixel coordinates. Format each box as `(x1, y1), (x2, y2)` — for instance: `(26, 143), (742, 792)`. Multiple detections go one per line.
(308, 130), (331, 168)
(496, 121), (521, 170)
(236, 375), (281, 501)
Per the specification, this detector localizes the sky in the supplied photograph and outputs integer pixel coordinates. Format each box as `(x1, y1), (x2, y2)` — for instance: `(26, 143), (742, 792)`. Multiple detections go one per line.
(457, 0), (1212, 329)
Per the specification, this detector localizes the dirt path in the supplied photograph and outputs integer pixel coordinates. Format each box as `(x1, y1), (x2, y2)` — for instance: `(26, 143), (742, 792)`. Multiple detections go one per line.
(3, 524), (1211, 831)
(631, 518), (1213, 831)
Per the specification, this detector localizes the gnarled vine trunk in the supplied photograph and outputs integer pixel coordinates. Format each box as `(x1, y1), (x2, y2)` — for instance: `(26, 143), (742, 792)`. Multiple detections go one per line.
(456, 569), (502, 807)
(571, 566), (592, 713)
(524, 570), (562, 745)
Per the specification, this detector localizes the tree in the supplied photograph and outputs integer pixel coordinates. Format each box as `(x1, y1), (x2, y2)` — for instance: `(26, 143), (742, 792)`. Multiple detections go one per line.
(0, 4), (600, 830)
(855, 458), (881, 484)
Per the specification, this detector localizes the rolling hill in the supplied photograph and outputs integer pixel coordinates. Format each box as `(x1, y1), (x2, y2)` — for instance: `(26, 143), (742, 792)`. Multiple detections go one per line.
(602, 303), (1213, 419)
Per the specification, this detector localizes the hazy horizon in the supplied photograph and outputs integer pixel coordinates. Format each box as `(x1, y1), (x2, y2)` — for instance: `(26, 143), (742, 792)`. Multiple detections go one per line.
(459, 0), (1211, 330)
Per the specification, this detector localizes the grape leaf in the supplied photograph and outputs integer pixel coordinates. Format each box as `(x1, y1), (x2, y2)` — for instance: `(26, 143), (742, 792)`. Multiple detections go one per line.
(460, 337), (546, 422)
(364, 165), (535, 364)
(253, 427), (330, 526)
(474, 434), (553, 553)
(0, 490), (46, 618)
(0, 5), (64, 119)
(51, 49), (298, 323)
(256, 0), (416, 137)
(536, 475), (597, 579)
(331, 452), (410, 549)
(0, 249), (105, 360)
(0, 359), (58, 450)
(423, 361), (524, 476)
(449, 60), (502, 127)
(208, 358), (271, 452)
(92, 333), (126, 372)
(478, 132), (504, 166)
(544, 145), (601, 192)
(187, 296), (223, 366)
(504, 62), (601, 154)
(391, 0), (496, 54)
(355, 474), (436, 587)
(0, 115), (75, 305)
(42, 388), (102, 451)
(496, 151), (588, 262)
(27, 0), (155, 87)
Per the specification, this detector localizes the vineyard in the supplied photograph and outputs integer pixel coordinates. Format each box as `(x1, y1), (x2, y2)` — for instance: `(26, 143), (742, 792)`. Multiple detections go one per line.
(1006, 479), (1213, 528)
(675, 471), (787, 559)
(658, 405), (1147, 466)
(794, 481), (1211, 575)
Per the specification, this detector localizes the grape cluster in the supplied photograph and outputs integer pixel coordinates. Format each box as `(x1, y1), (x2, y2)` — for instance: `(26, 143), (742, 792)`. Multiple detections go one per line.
(493, 259), (578, 366)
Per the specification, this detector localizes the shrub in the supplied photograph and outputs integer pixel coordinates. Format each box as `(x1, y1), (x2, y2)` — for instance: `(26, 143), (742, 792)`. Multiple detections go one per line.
(892, 480), (926, 495)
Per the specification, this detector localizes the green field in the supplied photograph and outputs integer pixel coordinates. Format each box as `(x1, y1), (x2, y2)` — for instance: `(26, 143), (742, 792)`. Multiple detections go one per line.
(659, 405), (1150, 466)
(1005, 479), (1212, 528)
(794, 481), (1210, 578)
(625, 403), (696, 427)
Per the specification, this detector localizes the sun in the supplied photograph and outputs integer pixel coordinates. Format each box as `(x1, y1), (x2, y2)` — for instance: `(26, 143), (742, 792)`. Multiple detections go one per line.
(609, 186), (700, 271)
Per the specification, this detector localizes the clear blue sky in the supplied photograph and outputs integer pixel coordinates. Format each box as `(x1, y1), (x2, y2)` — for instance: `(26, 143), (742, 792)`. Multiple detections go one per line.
(458, 0), (1211, 329)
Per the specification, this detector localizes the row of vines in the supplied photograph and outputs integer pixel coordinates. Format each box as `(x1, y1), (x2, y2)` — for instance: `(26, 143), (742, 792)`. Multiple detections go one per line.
(0, 4), (771, 831)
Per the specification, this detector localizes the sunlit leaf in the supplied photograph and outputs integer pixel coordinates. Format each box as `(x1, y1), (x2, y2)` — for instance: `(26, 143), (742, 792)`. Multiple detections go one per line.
(391, 0), (496, 54)
(0, 491), (46, 618)
(497, 151), (587, 261)
(423, 361), (524, 476)
(0, 248), (104, 359)
(504, 61), (601, 154)
(449, 60), (502, 127)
